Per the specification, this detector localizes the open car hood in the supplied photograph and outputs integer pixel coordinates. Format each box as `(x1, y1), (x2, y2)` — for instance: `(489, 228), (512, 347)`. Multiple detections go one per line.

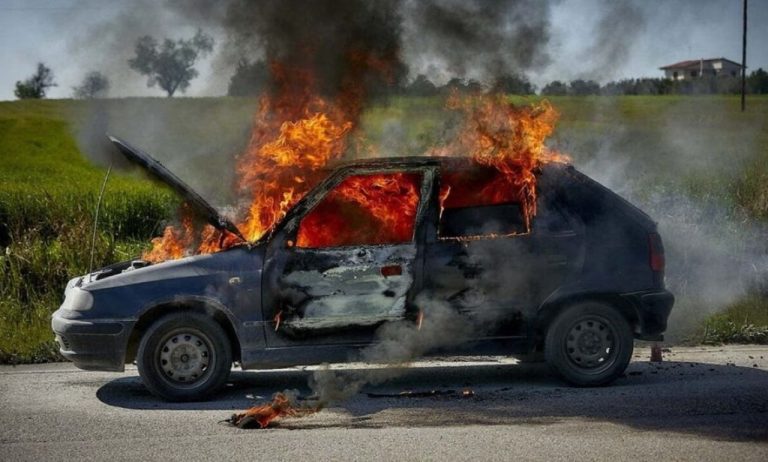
(109, 136), (245, 242)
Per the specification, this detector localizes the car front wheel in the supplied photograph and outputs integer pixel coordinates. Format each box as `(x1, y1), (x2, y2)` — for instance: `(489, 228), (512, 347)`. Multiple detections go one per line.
(544, 303), (633, 386)
(137, 312), (232, 401)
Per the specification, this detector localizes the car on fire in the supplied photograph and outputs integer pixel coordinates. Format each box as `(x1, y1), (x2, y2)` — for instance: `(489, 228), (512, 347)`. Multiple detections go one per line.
(52, 137), (674, 401)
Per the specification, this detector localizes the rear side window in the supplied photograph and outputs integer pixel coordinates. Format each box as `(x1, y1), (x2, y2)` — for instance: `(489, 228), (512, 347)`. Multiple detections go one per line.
(296, 172), (423, 248)
(440, 203), (526, 238)
(438, 165), (528, 239)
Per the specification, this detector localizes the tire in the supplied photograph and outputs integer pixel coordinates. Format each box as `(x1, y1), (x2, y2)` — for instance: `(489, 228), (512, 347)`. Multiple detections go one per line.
(544, 302), (633, 387)
(137, 312), (232, 401)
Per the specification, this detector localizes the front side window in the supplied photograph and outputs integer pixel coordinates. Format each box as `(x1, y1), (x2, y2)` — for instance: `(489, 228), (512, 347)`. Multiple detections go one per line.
(296, 172), (423, 248)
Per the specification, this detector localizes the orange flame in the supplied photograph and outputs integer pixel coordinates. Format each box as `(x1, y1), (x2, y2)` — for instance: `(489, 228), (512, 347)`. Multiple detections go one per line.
(432, 92), (568, 230)
(230, 392), (317, 429)
(142, 205), (196, 263)
(296, 172), (422, 248)
(237, 106), (353, 242)
(142, 90), (567, 262)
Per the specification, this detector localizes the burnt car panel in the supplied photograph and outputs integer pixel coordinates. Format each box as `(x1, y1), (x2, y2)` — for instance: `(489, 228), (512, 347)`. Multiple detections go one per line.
(277, 244), (417, 332)
(52, 143), (674, 396)
(260, 166), (434, 347)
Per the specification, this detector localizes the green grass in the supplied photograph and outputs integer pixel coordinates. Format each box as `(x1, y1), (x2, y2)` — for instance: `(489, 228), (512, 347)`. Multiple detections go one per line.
(1, 95), (768, 362)
(0, 100), (179, 363)
(696, 295), (768, 344)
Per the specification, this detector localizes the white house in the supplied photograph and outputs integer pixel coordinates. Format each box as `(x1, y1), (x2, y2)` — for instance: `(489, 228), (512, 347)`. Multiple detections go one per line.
(660, 58), (744, 81)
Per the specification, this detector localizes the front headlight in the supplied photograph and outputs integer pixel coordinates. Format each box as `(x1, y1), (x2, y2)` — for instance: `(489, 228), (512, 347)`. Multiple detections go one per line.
(60, 287), (94, 312)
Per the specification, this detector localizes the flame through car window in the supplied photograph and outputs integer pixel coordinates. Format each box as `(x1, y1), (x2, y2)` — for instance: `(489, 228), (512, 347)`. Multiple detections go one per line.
(439, 166), (528, 239)
(296, 172), (423, 248)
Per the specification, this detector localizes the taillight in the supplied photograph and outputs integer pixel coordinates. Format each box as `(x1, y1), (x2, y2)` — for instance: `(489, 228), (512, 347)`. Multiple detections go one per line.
(648, 232), (665, 272)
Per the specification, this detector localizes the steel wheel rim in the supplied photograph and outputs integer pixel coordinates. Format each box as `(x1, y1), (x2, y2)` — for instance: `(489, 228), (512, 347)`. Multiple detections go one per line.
(563, 315), (618, 373)
(156, 328), (214, 388)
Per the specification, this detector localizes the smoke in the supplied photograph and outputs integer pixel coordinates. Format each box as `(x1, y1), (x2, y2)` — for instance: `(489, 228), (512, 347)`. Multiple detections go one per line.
(575, 0), (647, 82)
(309, 293), (475, 405)
(212, 0), (405, 108)
(571, 98), (768, 340)
(60, 0), (646, 97)
(645, 192), (768, 339)
(72, 97), (254, 206)
(68, 0), (652, 174)
(307, 237), (539, 405)
(402, 0), (553, 84)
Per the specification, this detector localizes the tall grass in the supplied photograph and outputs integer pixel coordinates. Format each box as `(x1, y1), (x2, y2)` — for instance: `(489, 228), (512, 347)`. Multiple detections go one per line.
(0, 101), (176, 362)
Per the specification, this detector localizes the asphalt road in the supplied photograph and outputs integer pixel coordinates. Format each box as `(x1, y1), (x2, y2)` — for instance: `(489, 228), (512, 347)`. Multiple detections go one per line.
(1, 345), (767, 461)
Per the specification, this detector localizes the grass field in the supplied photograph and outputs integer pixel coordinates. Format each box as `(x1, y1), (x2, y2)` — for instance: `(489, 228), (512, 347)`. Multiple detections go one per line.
(1, 95), (767, 362)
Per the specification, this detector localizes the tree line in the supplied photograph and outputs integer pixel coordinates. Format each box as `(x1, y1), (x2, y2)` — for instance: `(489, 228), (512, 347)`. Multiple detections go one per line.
(227, 63), (768, 97)
(12, 28), (768, 100)
(541, 73), (768, 96)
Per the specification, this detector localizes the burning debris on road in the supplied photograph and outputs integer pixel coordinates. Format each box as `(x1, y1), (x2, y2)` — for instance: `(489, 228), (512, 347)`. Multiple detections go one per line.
(228, 391), (318, 429)
(227, 387), (477, 429)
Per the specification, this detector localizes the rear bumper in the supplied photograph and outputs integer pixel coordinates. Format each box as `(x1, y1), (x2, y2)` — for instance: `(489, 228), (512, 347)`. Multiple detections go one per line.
(621, 290), (675, 340)
(51, 309), (134, 372)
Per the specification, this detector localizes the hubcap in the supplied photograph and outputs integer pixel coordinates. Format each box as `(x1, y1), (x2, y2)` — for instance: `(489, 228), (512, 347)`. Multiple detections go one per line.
(564, 317), (616, 370)
(158, 331), (211, 385)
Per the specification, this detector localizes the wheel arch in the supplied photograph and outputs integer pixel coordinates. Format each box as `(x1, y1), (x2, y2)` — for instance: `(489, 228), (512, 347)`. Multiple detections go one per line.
(535, 292), (639, 338)
(126, 297), (242, 364)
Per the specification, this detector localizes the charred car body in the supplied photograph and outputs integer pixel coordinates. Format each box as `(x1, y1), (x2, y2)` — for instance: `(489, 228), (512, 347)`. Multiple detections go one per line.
(52, 137), (674, 401)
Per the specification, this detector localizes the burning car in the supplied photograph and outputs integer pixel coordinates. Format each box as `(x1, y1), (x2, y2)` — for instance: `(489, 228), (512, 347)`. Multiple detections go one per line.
(51, 136), (673, 401)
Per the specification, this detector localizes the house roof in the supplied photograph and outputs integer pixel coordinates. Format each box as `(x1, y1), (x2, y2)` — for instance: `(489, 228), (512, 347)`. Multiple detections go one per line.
(659, 57), (744, 70)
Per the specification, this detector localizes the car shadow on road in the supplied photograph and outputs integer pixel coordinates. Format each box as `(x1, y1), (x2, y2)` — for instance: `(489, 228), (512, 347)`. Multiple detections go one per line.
(96, 360), (768, 442)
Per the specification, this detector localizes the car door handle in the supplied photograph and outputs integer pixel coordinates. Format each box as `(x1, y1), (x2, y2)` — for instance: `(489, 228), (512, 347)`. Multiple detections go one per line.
(380, 265), (402, 277)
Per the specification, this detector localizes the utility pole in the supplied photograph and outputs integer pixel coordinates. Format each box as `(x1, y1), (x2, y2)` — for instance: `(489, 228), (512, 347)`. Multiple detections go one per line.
(741, 0), (747, 112)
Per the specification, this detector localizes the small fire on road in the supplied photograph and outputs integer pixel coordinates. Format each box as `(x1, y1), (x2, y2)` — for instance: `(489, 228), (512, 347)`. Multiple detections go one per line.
(228, 392), (318, 429)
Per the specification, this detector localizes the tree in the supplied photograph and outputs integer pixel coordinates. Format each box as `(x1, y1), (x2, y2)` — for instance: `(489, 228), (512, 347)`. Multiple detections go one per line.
(14, 63), (56, 99)
(748, 68), (768, 94)
(441, 77), (484, 94)
(405, 74), (439, 97)
(541, 80), (567, 96)
(491, 74), (535, 95)
(227, 59), (269, 97)
(128, 29), (214, 97)
(568, 79), (601, 96)
(73, 71), (110, 99)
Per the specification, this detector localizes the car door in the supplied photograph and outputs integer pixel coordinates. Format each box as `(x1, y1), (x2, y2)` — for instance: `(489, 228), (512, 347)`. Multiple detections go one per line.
(422, 164), (580, 339)
(261, 166), (433, 347)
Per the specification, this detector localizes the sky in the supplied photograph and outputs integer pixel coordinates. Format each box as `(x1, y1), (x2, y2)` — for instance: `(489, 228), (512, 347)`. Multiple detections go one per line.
(0, 0), (766, 101)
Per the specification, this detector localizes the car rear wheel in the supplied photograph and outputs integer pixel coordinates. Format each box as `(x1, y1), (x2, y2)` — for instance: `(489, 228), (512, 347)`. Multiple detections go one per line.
(137, 312), (232, 401)
(544, 303), (633, 386)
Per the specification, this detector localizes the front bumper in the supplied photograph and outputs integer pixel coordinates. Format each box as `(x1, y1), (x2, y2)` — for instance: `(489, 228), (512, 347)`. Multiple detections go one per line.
(621, 289), (675, 340)
(51, 309), (135, 372)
